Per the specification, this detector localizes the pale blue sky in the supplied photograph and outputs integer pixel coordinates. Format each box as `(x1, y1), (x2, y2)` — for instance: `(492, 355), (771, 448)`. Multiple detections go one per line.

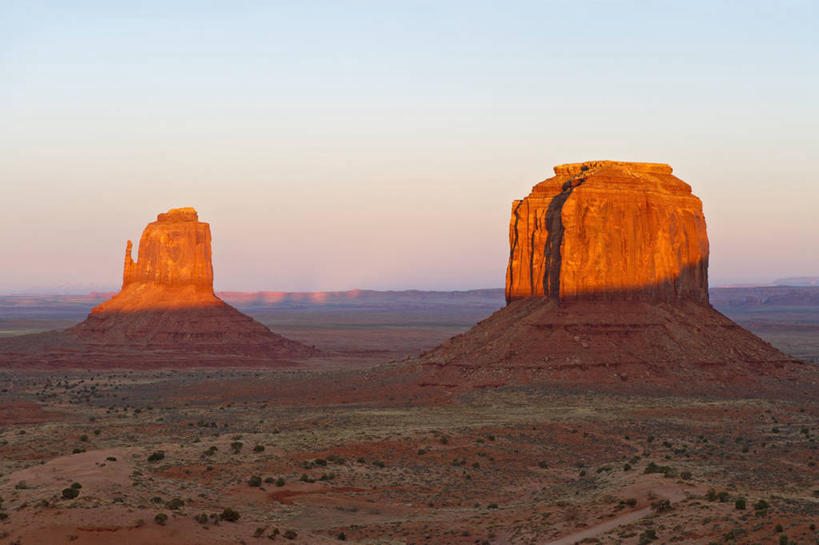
(1, 1), (817, 292)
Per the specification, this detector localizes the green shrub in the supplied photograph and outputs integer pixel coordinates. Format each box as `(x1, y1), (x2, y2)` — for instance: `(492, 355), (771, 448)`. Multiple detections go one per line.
(70, 482), (82, 490)
(735, 497), (746, 510)
(283, 529), (297, 539)
(61, 487), (80, 499)
(248, 475), (262, 487)
(275, 477), (285, 487)
(230, 442), (243, 453)
(754, 499), (770, 510)
(638, 529), (657, 545)
(220, 508), (240, 522)
(147, 450), (165, 462)
(253, 445), (264, 452)
(154, 513), (168, 525)
(166, 498), (184, 510)
(194, 513), (208, 524)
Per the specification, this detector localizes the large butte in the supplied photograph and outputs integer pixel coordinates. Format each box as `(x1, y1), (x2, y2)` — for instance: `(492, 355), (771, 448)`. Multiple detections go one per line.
(420, 161), (807, 392)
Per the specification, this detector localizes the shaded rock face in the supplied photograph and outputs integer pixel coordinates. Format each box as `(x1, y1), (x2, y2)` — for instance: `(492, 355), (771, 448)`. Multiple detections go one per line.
(66, 207), (316, 360)
(420, 161), (809, 392)
(506, 161), (709, 303)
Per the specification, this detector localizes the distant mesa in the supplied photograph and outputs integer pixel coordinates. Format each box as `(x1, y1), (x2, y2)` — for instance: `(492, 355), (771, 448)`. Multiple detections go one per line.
(66, 207), (315, 357)
(421, 161), (809, 392)
(0, 207), (316, 367)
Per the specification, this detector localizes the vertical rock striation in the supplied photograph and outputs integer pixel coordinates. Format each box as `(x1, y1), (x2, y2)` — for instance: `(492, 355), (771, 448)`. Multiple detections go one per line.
(67, 207), (316, 361)
(505, 161), (709, 303)
(421, 160), (805, 392)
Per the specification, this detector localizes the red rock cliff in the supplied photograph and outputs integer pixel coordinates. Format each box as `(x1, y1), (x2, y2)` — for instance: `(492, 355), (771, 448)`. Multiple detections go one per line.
(122, 207), (213, 290)
(505, 161), (709, 303)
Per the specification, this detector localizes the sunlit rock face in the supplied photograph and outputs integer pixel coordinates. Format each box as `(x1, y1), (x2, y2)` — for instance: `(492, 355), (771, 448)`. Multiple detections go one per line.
(122, 207), (213, 290)
(67, 208), (316, 358)
(505, 161), (709, 303)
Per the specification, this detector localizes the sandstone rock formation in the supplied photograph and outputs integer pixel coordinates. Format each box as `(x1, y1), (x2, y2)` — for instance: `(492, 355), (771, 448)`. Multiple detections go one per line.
(421, 161), (808, 392)
(65, 207), (316, 361)
(506, 161), (709, 303)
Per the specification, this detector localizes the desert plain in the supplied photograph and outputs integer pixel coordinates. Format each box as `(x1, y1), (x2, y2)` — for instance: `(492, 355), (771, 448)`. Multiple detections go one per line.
(0, 288), (818, 545)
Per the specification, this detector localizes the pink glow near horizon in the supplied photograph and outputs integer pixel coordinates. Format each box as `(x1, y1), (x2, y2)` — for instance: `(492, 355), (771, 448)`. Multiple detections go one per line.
(1, 3), (817, 294)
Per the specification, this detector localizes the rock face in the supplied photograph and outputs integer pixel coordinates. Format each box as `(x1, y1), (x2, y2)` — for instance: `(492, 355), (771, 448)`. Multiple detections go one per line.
(122, 207), (213, 290)
(421, 161), (807, 392)
(66, 207), (316, 361)
(506, 161), (709, 303)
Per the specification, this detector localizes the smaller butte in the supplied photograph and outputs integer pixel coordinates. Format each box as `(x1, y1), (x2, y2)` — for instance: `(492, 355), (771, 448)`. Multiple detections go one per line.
(66, 207), (316, 360)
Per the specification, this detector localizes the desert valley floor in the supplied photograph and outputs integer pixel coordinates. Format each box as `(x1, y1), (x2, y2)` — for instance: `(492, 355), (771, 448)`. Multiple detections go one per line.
(1, 288), (818, 545)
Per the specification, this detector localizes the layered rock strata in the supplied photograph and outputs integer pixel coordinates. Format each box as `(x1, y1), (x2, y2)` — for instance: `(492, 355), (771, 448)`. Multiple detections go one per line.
(506, 161), (709, 303)
(66, 207), (315, 359)
(421, 161), (806, 391)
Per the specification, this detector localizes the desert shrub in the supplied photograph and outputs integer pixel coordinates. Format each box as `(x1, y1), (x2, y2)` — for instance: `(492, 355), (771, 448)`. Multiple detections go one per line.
(151, 496), (164, 504)
(537, 461), (549, 469)
(220, 507), (240, 522)
(0, 513), (7, 521)
(644, 462), (674, 477)
(106, 456), (117, 462)
(439, 436), (449, 445)
(624, 498), (638, 507)
(248, 475), (262, 487)
(651, 499), (672, 513)
(337, 531), (346, 540)
(417, 448), (427, 455)
(264, 476), (275, 484)
(70, 482), (82, 490)
(154, 513), (168, 525)
(680, 471), (692, 480)
(638, 529), (657, 545)
(14, 481), (28, 490)
(61, 487), (80, 499)
(775, 524), (784, 532)
(487, 503), (498, 509)
(283, 529), (298, 539)
(778, 535), (787, 545)
(753, 499), (770, 510)
(194, 513), (208, 524)
(204, 446), (217, 456)
(716, 491), (731, 503)
(253, 527), (265, 537)
(327, 454), (346, 464)
(166, 498), (184, 510)
(623, 463), (632, 471)
(735, 497), (746, 510)
(230, 442), (243, 453)
(372, 460), (385, 468)
(147, 450), (165, 462)
(356, 457), (366, 463)
(275, 477), (285, 487)
(253, 445), (264, 453)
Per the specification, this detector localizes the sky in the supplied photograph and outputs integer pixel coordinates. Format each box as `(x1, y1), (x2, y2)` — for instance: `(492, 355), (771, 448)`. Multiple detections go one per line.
(1, 1), (817, 293)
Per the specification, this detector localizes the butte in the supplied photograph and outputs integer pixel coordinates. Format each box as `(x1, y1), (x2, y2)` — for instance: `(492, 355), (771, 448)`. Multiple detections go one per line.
(417, 161), (812, 394)
(0, 207), (315, 368)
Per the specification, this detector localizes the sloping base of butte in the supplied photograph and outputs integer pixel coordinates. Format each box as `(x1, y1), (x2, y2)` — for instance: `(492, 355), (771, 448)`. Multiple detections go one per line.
(419, 298), (810, 392)
(417, 161), (814, 394)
